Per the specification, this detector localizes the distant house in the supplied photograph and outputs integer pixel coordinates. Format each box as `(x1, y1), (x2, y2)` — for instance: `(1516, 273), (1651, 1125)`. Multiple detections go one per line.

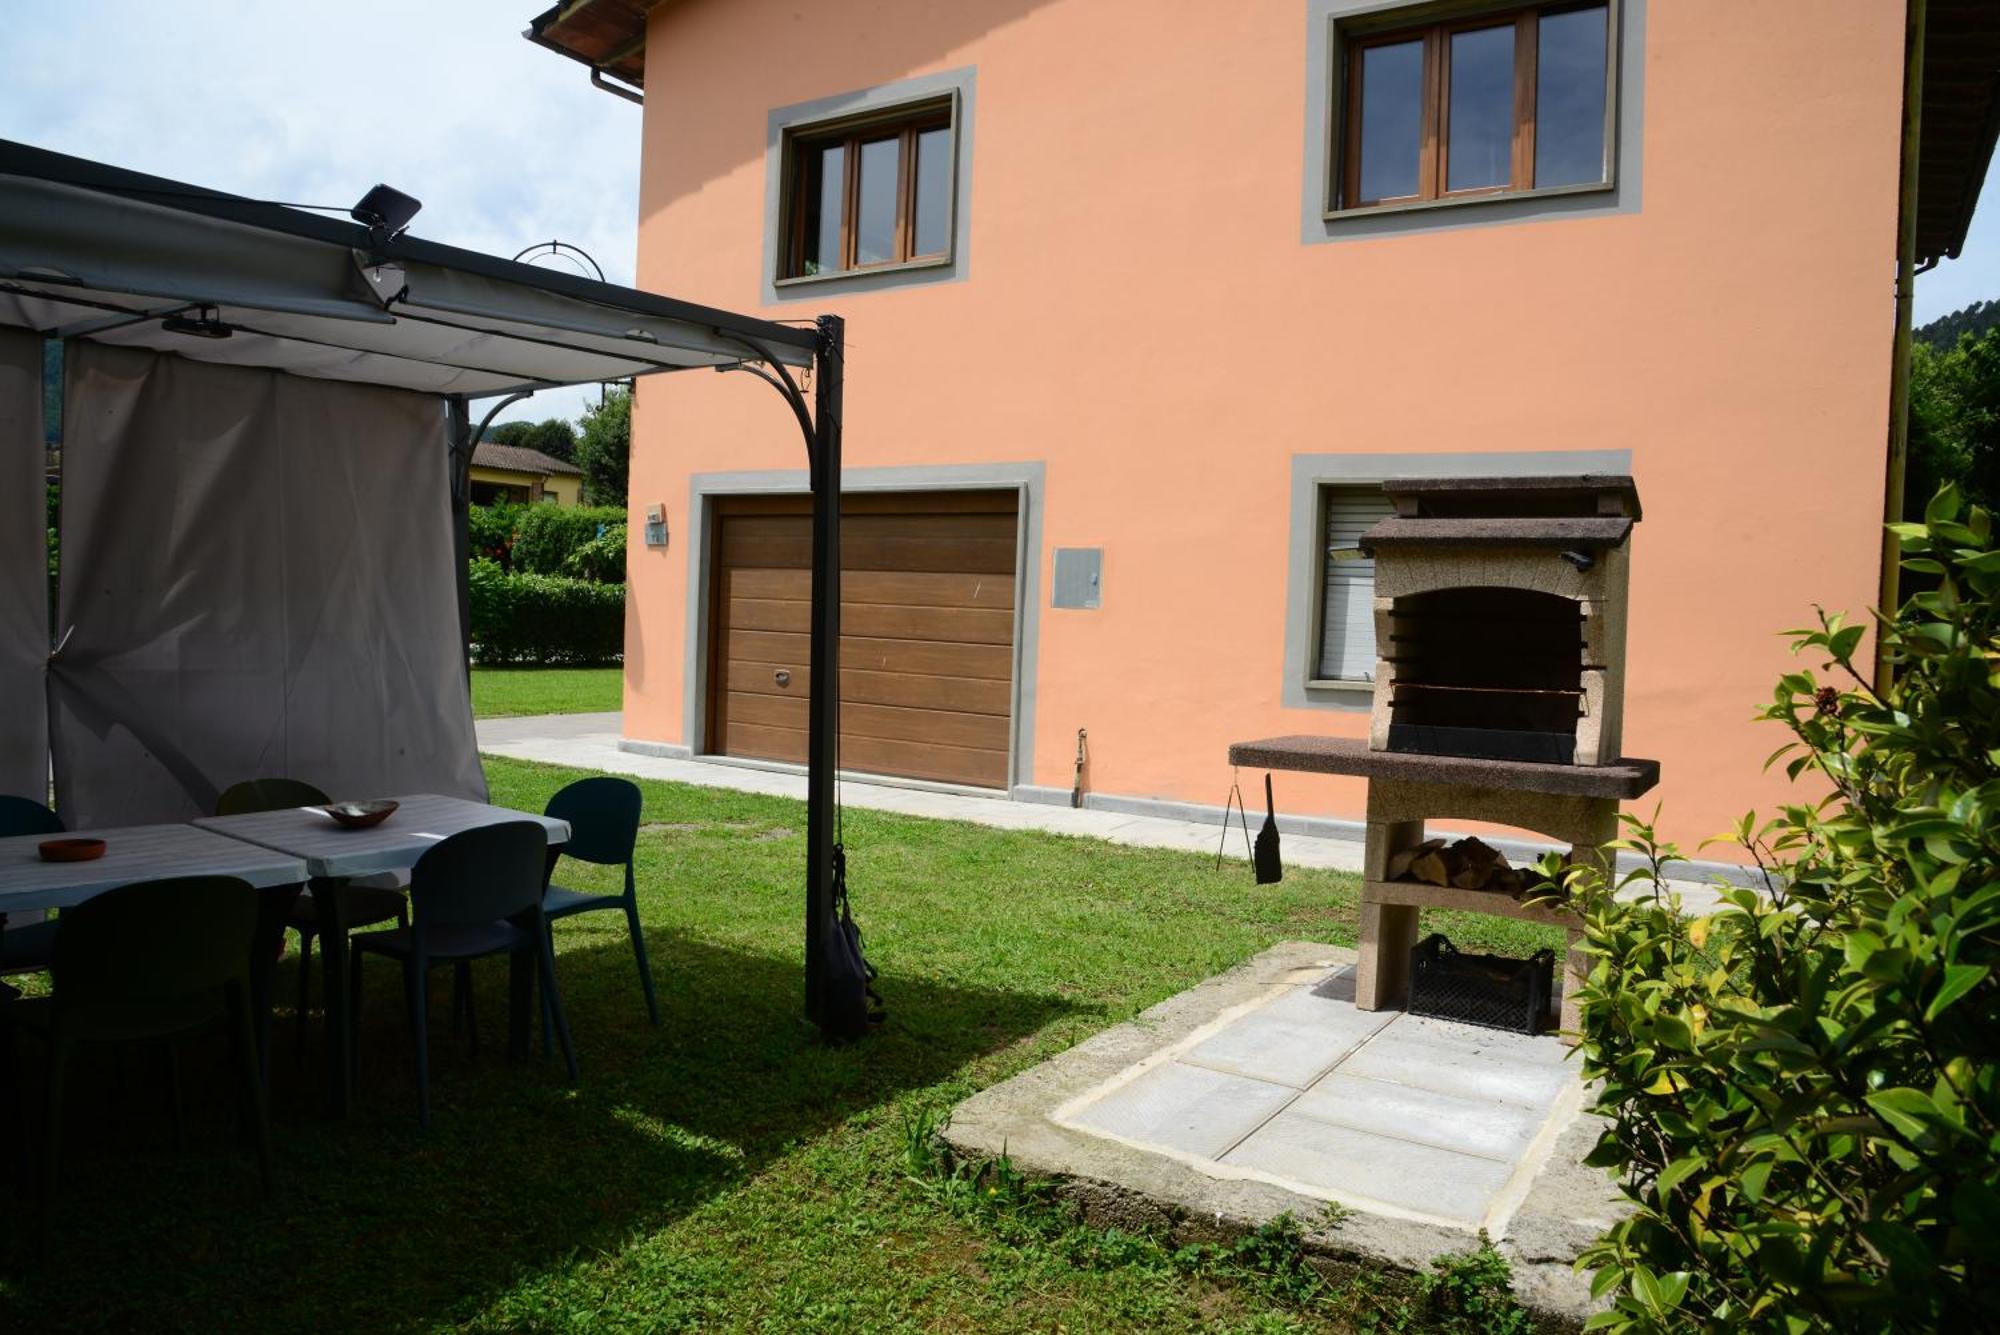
(469, 441), (583, 506)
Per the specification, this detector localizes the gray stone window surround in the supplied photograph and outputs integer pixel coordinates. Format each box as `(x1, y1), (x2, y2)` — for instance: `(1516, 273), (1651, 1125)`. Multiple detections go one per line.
(677, 461), (1044, 786)
(762, 67), (977, 305)
(1300, 0), (1645, 246)
(1281, 449), (1633, 712)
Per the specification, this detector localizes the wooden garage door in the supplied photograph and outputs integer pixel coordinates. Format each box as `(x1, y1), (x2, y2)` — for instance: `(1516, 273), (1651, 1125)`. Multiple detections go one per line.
(708, 490), (1017, 789)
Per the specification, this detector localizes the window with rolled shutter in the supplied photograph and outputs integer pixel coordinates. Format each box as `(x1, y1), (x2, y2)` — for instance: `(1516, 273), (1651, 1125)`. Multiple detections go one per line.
(1316, 485), (1394, 682)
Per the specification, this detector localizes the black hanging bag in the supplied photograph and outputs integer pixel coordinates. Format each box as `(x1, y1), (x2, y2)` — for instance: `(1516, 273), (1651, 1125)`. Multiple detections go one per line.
(818, 843), (884, 1040)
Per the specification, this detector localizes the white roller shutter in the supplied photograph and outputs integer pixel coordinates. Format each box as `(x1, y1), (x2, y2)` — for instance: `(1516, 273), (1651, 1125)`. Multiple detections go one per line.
(1316, 485), (1394, 682)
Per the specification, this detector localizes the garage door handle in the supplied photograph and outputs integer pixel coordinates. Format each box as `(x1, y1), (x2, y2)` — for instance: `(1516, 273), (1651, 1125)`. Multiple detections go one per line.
(774, 669), (791, 687)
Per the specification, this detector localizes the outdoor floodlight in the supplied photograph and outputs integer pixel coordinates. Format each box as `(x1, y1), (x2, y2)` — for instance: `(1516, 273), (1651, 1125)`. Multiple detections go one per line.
(350, 184), (423, 238)
(162, 304), (233, 339)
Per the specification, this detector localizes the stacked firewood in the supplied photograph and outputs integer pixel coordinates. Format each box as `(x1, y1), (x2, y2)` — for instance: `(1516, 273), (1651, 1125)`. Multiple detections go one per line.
(1386, 835), (1527, 898)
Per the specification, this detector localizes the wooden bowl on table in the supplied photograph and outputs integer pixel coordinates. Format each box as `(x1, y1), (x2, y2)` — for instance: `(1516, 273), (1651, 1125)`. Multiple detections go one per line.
(39, 838), (107, 863)
(318, 800), (398, 830)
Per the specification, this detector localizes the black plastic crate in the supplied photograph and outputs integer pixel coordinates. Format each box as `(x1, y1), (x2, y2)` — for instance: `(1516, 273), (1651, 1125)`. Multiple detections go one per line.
(1407, 933), (1553, 1035)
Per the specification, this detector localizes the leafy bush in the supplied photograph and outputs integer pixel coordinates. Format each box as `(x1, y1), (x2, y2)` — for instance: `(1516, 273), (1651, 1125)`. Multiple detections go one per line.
(1909, 323), (2000, 516)
(508, 504), (625, 580)
(576, 385), (630, 506)
(468, 501), (523, 569)
(562, 522), (627, 584)
(1563, 486), (2000, 1331)
(466, 559), (625, 665)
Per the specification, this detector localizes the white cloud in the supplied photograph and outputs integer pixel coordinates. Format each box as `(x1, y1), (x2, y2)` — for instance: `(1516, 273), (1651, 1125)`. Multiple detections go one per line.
(1, 0), (642, 425)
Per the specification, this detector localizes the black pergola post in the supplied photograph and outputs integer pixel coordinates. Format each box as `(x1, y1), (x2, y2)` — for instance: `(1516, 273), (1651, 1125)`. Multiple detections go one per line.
(446, 395), (473, 680)
(803, 314), (844, 1027)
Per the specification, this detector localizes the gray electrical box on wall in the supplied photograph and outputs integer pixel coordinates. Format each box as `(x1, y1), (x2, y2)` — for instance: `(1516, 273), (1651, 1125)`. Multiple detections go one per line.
(1052, 548), (1102, 609)
(643, 504), (668, 548)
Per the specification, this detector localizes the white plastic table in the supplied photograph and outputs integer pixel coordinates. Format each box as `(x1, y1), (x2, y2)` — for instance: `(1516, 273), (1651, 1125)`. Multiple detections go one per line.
(0, 823), (309, 914)
(192, 794), (571, 1114)
(192, 793), (570, 880)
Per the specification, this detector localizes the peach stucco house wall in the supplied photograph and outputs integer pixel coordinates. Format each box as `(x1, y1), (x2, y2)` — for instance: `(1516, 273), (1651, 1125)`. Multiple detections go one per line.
(611, 0), (1906, 858)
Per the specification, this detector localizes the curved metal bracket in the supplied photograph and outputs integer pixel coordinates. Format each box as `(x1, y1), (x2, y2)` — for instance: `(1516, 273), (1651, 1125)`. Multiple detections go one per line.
(717, 333), (819, 462)
(454, 389), (532, 503)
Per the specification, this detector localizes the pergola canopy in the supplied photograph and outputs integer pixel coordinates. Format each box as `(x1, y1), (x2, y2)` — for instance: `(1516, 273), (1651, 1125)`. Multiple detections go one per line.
(0, 138), (814, 397)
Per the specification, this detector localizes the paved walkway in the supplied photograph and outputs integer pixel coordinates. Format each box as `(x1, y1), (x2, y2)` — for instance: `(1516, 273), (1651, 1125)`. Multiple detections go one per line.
(475, 712), (1726, 909)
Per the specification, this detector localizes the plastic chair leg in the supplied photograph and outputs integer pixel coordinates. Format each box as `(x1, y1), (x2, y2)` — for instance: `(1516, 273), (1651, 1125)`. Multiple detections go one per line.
(536, 931), (578, 1082)
(346, 948), (365, 1087)
(539, 923), (554, 1062)
(166, 1041), (186, 1150)
(295, 929), (314, 1055)
(405, 957), (431, 1129)
(39, 1030), (73, 1252)
(625, 899), (659, 1025)
(228, 981), (274, 1196)
(456, 961), (478, 1058)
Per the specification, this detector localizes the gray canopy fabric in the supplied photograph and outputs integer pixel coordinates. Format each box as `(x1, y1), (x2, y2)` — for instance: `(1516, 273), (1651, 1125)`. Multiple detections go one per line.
(49, 343), (485, 827)
(0, 136), (822, 847)
(0, 327), (45, 802)
(0, 141), (816, 398)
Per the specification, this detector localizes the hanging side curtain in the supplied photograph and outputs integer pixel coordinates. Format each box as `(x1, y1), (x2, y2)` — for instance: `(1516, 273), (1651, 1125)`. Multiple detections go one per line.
(0, 326), (47, 803)
(51, 342), (485, 827)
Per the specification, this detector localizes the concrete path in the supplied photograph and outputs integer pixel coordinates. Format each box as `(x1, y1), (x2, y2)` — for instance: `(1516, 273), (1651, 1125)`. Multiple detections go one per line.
(476, 712), (1727, 909)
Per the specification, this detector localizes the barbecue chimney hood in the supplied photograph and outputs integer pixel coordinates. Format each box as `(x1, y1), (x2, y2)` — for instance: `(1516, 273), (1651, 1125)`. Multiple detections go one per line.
(1363, 475), (1640, 767)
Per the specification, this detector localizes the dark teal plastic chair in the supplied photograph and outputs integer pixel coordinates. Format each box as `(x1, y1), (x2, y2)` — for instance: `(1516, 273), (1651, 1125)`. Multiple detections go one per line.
(215, 779), (408, 1051)
(3, 875), (272, 1241)
(348, 821), (576, 1128)
(0, 795), (64, 985)
(540, 777), (654, 1044)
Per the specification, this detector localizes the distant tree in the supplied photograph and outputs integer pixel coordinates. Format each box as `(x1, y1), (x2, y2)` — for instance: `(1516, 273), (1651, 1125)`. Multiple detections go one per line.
(1907, 324), (2000, 517)
(1915, 297), (2000, 350)
(483, 416), (577, 464)
(575, 385), (630, 508)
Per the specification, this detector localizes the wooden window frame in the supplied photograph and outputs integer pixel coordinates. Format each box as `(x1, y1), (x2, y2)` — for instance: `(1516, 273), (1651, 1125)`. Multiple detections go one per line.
(782, 100), (955, 281)
(1337, 0), (1612, 213)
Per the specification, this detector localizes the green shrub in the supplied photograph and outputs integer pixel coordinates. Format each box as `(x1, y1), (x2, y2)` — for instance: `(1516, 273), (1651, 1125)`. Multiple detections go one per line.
(562, 522), (627, 584)
(509, 504), (625, 580)
(468, 501), (522, 568)
(1562, 486), (2000, 1332)
(466, 559), (625, 665)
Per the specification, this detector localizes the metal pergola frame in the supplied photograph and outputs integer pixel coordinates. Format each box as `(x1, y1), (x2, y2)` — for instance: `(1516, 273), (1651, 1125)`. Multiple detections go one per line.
(0, 139), (854, 1036)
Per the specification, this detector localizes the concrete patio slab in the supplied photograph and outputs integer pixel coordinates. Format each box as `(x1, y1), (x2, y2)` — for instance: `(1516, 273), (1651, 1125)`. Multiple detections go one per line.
(1181, 988), (1393, 1089)
(1289, 1073), (1549, 1163)
(1220, 1112), (1519, 1225)
(945, 941), (1629, 1322)
(1066, 1062), (1299, 1160)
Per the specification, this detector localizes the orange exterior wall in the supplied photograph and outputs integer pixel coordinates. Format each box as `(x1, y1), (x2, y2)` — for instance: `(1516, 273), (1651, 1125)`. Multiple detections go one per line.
(622, 0), (1905, 853)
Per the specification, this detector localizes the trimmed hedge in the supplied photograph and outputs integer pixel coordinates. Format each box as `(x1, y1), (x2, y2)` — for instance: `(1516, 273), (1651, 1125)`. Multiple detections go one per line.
(511, 505), (626, 580)
(467, 559), (625, 665)
(468, 503), (626, 582)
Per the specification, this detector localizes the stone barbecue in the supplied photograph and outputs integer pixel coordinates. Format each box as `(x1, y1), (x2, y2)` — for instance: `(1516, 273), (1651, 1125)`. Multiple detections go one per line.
(1230, 475), (1661, 1032)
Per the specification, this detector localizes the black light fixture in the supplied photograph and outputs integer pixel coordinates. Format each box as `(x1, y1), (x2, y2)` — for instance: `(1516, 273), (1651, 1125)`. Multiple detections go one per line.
(350, 183), (422, 240)
(162, 304), (233, 339)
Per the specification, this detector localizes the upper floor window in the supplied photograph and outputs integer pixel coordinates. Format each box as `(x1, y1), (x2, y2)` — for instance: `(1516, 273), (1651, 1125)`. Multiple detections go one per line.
(1338, 1), (1612, 212)
(782, 99), (956, 280)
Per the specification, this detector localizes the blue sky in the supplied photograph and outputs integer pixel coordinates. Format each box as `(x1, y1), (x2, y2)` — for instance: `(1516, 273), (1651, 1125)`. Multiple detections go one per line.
(1, 1), (641, 426)
(0, 2), (1993, 427)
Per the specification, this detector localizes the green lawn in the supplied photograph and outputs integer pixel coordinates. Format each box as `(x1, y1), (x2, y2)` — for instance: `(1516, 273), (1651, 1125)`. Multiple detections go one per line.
(0, 757), (1560, 1332)
(471, 667), (623, 718)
